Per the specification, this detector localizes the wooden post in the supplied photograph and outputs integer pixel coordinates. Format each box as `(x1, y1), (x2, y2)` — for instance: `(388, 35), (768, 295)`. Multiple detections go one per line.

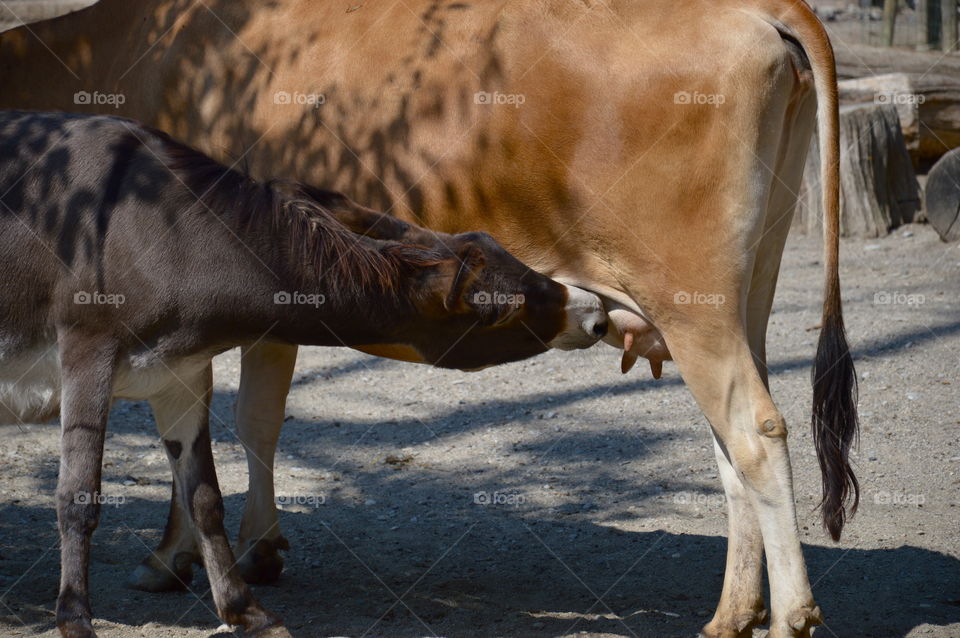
(884, 0), (898, 46)
(943, 0), (958, 52)
(918, 0), (932, 50)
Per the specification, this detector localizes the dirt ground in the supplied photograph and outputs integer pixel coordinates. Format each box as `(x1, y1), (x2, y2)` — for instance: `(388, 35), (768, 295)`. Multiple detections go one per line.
(1, 2), (959, 637)
(1, 224), (958, 638)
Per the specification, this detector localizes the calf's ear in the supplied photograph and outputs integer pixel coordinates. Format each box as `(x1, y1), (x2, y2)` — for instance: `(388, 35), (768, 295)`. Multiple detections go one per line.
(442, 244), (486, 312)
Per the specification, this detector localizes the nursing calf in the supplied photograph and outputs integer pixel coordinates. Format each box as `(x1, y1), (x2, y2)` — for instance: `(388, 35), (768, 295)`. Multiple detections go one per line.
(0, 110), (606, 637)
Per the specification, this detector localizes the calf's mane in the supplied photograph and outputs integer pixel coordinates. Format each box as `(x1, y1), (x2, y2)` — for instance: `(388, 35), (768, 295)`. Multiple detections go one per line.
(131, 125), (444, 301)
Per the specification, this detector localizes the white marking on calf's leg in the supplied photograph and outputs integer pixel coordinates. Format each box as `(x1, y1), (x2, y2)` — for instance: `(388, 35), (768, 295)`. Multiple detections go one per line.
(127, 388), (207, 592)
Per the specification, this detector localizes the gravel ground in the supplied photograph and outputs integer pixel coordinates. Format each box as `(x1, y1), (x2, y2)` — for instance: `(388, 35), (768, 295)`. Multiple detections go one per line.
(1, 224), (958, 638)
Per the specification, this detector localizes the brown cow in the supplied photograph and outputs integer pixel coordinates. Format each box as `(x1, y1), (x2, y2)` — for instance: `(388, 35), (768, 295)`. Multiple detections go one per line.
(0, 1), (856, 636)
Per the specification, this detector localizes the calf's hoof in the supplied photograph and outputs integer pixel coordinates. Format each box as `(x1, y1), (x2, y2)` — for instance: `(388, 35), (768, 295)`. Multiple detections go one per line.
(248, 624), (294, 637)
(58, 619), (97, 638)
(127, 552), (196, 592)
(700, 608), (768, 638)
(237, 536), (289, 585)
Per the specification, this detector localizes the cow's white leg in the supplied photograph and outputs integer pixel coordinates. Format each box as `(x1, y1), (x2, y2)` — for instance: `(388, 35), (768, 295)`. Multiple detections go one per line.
(701, 433), (767, 638)
(234, 342), (297, 584)
(668, 331), (820, 638)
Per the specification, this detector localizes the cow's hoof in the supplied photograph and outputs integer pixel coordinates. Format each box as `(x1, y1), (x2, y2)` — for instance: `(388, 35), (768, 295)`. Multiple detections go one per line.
(700, 608), (768, 638)
(126, 553), (196, 592)
(768, 605), (823, 638)
(58, 619), (97, 638)
(237, 536), (289, 585)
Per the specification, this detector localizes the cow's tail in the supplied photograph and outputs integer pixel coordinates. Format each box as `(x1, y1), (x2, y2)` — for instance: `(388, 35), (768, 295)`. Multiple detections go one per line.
(754, 0), (859, 541)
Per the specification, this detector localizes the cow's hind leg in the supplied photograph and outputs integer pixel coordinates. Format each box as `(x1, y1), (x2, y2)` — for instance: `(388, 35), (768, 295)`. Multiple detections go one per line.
(152, 364), (288, 635)
(700, 433), (768, 638)
(666, 327), (821, 638)
(55, 331), (117, 638)
(234, 343), (297, 584)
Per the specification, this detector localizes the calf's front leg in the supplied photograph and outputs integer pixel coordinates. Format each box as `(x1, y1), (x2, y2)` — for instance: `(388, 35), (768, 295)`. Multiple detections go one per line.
(55, 331), (117, 638)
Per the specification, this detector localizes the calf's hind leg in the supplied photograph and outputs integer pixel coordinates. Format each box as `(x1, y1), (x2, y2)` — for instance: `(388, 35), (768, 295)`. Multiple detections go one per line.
(152, 365), (288, 635)
(55, 332), (117, 638)
(130, 343), (296, 589)
(127, 414), (202, 591)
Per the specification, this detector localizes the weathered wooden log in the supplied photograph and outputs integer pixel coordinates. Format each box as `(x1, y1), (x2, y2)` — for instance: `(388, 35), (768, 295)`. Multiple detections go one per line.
(838, 73), (960, 164)
(925, 148), (960, 241)
(795, 102), (921, 238)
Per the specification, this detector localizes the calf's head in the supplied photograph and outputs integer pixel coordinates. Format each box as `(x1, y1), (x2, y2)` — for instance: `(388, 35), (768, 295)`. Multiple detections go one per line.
(383, 230), (607, 369)
(303, 190), (607, 369)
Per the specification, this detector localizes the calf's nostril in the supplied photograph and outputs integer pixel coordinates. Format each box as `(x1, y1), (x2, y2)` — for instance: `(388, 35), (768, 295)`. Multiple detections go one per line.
(591, 320), (608, 338)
